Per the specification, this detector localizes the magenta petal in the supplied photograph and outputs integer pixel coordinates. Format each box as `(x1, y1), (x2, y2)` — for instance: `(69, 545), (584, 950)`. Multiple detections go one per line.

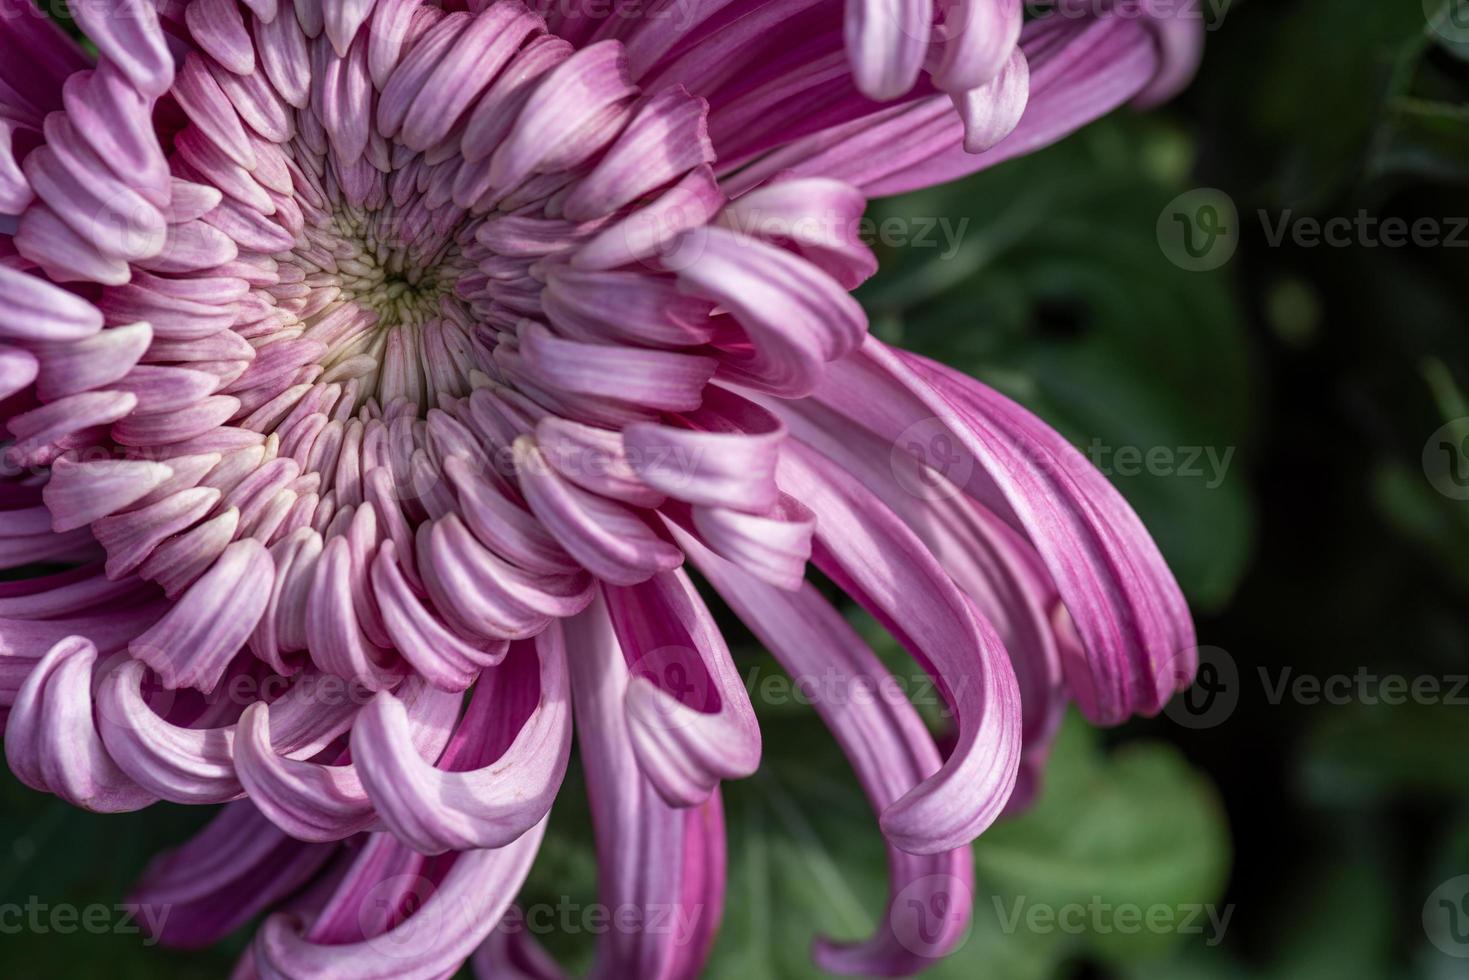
(691, 542), (975, 973)
(14, 203), (132, 285)
(72, 0), (176, 97)
(186, 0), (257, 74)
(232, 701), (376, 843)
(780, 439), (1023, 854)
(622, 385), (785, 510)
(30, 321), (154, 401)
(323, 0), (377, 57)
(487, 39), (636, 191)
(254, 4), (312, 108)
(1133, 0), (1206, 107)
(845, 0), (929, 99)
(932, 0), (1023, 93)
(130, 801), (337, 949)
(514, 321), (717, 413)
(396, 2), (543, 152)
(676, 493), (815, 592)
(516, 437), (685, 586)
(350, 627), (572, 854)
(0, 345), (38, 400)
(0, 265), (103, 342)
(61, 64), (171, 206)
(863, 15), (1160, 196)
(558, 593), (727, 979)
(95, 658), (363, 804)
(4, 637), (156, 812)
(42, 456), (173, 532)
(252, 825), (547, 980)
(808, 338), (1195, 724)
(232, 677), (463, 844)
(715, 177), (877, 290)
(952, 49), (1029, 153)
(601, 572), (761, 806)
(674, 226), (865, 398)
(372, 538), (509, 690)
(571, 164), (724, 271)
(561, 86), (715, 222)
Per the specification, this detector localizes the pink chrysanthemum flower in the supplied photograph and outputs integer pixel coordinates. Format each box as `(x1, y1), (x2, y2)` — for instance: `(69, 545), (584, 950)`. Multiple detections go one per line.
(0, 0), (1200, 975)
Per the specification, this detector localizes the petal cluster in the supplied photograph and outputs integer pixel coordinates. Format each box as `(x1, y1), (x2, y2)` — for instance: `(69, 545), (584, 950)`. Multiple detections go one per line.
(843, 0), (1204, 151)
(0, 0), (1200, 975)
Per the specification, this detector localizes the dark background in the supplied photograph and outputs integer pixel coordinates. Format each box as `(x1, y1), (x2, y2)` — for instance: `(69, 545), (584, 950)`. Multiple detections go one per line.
(4, 0), (1469, 976)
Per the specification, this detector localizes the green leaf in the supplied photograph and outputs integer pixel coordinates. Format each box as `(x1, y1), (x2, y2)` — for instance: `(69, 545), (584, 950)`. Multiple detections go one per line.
(0, 770), (235, 977)
(966, 715), (1231, 967)
(1302, 703), (1469, 803)
(1122, 860), (1395, 980)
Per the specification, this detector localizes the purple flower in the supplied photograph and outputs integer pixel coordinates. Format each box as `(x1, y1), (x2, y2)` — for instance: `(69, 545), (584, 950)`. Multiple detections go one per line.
(0, 0), (1200, 976)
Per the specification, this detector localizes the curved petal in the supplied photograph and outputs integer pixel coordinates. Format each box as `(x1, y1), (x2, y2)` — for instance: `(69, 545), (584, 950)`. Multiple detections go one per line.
(601, 570), (760, 807)
(778, 439), (1022, 854)
(561, 593), (727, 980)
(804, 338), (1195, 724)
(350, 627), (572, 854)
(233, 701), (377, 843)
(845, 0), (929, 100)
(689, 538), (974, 972)
(4, 637), (156, 812)
(73, 0), (175, 97)
(634, 387), (783, 509)
(233, 675), (466, 843)
(128, 538), (274, 694)
(129, 801), (337, 949)
(96, 659), (366, 804)
(932, 0), (1022, 93)
(0, 265), (103, 342)
(252, 823), (548, 980)
(674, 226), (865, 398)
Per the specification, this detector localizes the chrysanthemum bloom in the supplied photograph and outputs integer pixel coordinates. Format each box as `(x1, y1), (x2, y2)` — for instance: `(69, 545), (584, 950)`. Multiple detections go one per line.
(0, 0), (1200, 975)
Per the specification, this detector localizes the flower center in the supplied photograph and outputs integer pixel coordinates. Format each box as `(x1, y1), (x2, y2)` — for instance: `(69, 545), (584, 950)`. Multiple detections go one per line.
(281, 202), (477, 413)
(8, 1), (870, 702)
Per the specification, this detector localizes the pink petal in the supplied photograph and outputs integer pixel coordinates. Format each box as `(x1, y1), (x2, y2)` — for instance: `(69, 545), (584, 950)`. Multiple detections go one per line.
(4, 637), (157, 812)
(43, 456), (173, 532)
(129, 538), (275, 693)
(253, 825), (548, 979)
(129, 801), (337, 948)
(601, 571), (761, 806)
(692, 543), (976, 972)
(558, 593), (728, 979)
(561, 86), (714, 222)
(780, 439), (1023, 853)
(72, 0), (175, 97)
(351, 627), (571, 853)
(845, 0), (929, 99)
